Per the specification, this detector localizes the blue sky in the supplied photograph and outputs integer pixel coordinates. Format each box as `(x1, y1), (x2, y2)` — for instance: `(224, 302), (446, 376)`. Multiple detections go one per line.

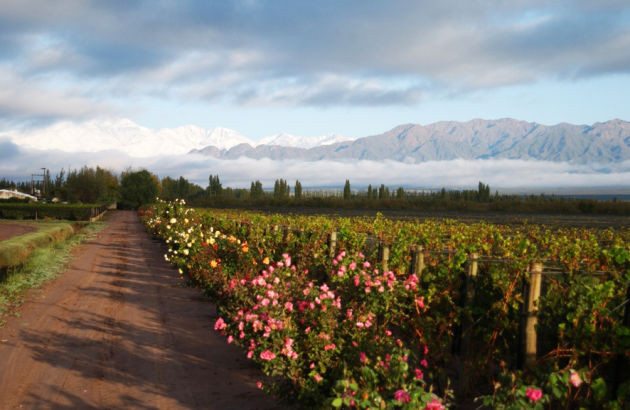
(1, 0), (630, 140)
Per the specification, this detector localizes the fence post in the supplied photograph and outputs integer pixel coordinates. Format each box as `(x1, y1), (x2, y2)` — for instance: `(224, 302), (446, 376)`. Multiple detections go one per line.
(521, 262), (543, 368)
(328, 231), (337, 258)
(410, 245), (425, 275)
(378, 243), (390, 272)
(460, 253), (479, 353)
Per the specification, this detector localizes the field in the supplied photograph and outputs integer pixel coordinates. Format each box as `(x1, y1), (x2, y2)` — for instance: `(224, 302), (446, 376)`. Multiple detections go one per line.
(142, 201), (630, 408)
(222, 205), (630, 228)
(0, 220), (83, 273)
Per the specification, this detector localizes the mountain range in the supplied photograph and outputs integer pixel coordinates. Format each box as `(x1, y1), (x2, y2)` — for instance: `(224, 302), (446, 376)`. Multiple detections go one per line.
(3, 118), (629, 164)
(1, 118), (350, 158)
(192, 118), (630, 164)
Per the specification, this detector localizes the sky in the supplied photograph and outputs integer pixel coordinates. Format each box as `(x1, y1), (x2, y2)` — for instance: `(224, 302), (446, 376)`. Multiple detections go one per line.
(1, 1), (630, 190)
(1, 0), (630, 140)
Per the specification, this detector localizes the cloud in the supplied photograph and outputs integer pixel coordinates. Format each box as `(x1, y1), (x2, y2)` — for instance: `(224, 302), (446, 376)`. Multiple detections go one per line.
(234, 75), (425, 107)
(1, 0), (629, 119)
(1, 142), (628, 192)
(0, 66), (112, 124)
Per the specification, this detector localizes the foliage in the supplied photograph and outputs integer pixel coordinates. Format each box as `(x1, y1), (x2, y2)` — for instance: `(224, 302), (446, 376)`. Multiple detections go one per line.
(274, 179), (291, 199)
(161, 176), (204, 201)
(295, 180), (303, 199)
(250, 180), (264, 199)
(142, 201), (448, 408)
(64, 166), (119, 203)
(142, 203), (630, 408)
(0, 221), (107, 325)
(0, 203), (109, 221)
(208, 174), (223, 197)
(0, 222), (77, 269)
(119, 169), (159, 209)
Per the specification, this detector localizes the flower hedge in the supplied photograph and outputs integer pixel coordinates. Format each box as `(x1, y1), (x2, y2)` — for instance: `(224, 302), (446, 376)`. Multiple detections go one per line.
(142, 200), (445, 408)
(141, 200), (630, 409)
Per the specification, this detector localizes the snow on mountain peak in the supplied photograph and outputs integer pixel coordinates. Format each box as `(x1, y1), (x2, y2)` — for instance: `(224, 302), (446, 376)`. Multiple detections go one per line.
(2, 118), (254, 158)
(257, 132), (352, 149)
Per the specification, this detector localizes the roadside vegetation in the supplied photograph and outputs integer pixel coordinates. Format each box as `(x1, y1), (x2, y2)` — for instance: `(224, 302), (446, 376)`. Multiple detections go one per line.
(0, 220), (108, 326)
(142, 200), (629, 408)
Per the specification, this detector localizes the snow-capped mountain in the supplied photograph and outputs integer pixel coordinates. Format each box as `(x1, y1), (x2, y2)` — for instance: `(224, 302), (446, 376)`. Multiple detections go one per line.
(193, 119), (630, 164)
(257, 132), (352, 148)
(2, 118), (354, 157)
(2, 118), (254, 158)
(3, 118), (629, 164)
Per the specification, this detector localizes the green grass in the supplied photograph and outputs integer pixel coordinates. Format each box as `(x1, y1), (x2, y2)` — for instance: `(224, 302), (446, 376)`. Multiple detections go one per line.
(0, 222), (81, 268)
(0, 220), (108, 326)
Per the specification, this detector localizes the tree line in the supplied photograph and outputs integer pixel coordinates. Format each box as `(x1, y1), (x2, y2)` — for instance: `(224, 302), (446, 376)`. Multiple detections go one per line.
(163, 175), (629, 215)
(1, 167), (159, 209)
(2, 169), (628, 214)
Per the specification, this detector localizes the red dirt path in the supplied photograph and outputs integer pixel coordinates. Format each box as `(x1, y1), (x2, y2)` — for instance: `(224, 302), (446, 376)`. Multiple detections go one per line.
(0, 211), (282, 409)
(0, 223), (36, 242)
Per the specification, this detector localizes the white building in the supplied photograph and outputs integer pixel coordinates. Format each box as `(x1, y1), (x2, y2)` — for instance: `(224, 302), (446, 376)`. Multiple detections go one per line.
(0, 189), (38, 201)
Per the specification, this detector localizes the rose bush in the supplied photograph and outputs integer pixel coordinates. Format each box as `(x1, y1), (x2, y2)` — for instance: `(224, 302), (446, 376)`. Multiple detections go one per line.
(141, 201), (630, 408)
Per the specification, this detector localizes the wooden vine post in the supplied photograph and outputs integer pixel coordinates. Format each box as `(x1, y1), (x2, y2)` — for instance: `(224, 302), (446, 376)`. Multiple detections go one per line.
(455, 253), (479, 399)
(460, 253), (479, 356)
(410, 245), (425, 275)
(378, 243), (390, 272)
(521, 262), (543, 368)
(328, 231), (337, 258)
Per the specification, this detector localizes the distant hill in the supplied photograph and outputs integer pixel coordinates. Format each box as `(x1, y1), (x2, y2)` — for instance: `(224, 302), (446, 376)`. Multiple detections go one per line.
(191, 118), (630, 164)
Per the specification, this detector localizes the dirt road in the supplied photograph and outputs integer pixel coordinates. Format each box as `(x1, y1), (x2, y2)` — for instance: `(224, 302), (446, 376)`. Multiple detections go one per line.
(0, 211), (281, 409)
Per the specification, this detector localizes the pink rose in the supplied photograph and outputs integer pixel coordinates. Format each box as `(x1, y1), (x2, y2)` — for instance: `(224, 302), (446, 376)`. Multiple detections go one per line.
(260, 350), (276, 361)
(415, 368), (424, 380)
(214, 317), (226, 331)
(425, 398), (444, 409)
(570, 372), (582, 387)
(394, 389), (410, 403)
(526, 387), (543, 402)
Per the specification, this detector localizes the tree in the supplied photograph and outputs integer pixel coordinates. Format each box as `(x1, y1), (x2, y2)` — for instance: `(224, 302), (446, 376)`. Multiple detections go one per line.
(274, 178), (290, 199)
(379, 184), (386, 199)
(161, 176), (202, 201)
(208, 174), (222, 196)
(294, 180), (302, 199)
(367, 184), (372, 199)
(343, 179), (351, 200)
(65, 166), (119, 203)
(119, 169), (159, 209)
(250, 180), (264, 199)
(478, 181), (491, 202)
(396, 186), (405, 199)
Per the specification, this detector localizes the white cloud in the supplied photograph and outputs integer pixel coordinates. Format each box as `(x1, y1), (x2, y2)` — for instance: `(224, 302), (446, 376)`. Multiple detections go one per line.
(2, 0), (629, 122)
(0, 66), (111, 122)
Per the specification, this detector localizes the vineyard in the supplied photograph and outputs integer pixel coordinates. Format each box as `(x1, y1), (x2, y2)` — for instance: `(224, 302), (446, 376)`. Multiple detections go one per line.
(141, 201), (630, 409)
(0, 202), (113, 221)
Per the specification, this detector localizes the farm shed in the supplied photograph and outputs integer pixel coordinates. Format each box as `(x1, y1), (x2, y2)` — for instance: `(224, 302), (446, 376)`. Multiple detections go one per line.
(0, 189), (38, 201)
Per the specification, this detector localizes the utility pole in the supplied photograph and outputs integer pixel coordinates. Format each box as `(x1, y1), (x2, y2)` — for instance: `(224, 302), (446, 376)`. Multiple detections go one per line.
(31, 168), (47, 198)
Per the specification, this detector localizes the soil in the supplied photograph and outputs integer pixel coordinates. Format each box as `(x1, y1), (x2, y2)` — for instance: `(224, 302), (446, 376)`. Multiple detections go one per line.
(0, 223), (37, 242)
(0, 211), (282, 409)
